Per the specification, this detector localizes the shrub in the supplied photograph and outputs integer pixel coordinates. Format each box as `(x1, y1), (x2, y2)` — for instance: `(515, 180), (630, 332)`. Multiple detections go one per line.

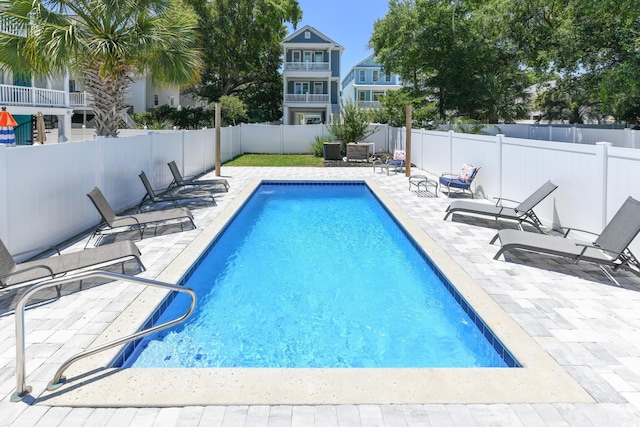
(311, 135), (333, 157)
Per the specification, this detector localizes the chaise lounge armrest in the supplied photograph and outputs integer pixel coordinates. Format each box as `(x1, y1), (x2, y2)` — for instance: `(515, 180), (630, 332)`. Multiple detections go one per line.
(0, 265), (56, 283)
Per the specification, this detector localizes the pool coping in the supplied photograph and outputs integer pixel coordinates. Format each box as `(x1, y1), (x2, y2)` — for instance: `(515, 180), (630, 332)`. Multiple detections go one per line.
(35, 178), (594, 406)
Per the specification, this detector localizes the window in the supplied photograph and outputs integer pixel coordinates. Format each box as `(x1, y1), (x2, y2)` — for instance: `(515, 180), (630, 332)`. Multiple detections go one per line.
(304, 31), (310, 39)
(292, 51), (301, 62)
(372, 70), (379, 83)
(314, 51), (324, 63)
(170, 96), (175, 106)
(154, 94), (159, 106)
(314, 82), (323, 94)
(373, 91), (384, 101)
(358, 70), (365, 82)
(358, 91), (366, 101)
(304, 51), (312, 62)
(295, 82), (309, 94)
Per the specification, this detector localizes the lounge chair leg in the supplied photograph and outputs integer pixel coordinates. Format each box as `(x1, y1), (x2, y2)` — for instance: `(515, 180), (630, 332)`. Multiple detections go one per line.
(599, 265), (621, 286)
(490, 233), (500, 244)
(493, 248), (506, 260)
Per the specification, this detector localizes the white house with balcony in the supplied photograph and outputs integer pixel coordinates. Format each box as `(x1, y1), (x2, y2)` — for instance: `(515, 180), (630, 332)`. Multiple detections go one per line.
(281, 25), (343, 125)
(341, 54), (403, 109)
(0, 15), (182, 144)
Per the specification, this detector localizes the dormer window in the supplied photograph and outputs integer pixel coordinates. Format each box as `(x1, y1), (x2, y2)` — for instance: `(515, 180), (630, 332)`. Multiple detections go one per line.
(304, 31), (311, 39)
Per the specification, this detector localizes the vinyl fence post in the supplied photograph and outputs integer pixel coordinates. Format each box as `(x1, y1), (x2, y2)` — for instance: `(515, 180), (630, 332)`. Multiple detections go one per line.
(596, 141), (611, 229)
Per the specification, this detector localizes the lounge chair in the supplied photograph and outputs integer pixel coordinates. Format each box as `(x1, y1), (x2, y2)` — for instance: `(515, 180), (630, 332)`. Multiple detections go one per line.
(491, 196), (640, 283)
(86, 187), (195, 247)
(438, 164), (480, 198)
(372, 150), (406, 175)
(444, 181), (558, 231)
(138, 171), (216, 212)
(1, 238), (144, 297)
(167, 161), (229, 192)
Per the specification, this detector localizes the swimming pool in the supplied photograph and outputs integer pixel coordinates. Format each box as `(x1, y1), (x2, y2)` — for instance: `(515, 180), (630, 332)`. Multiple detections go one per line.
(119, 181), (516, 369)
(42, 177), (590, 406)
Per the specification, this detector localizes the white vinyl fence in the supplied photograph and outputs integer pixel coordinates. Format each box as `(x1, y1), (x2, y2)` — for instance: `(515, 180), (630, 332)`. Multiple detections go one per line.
(2, 123), (639, 262)
(0, 129), (219, 259)
(406, 129), (640, 258)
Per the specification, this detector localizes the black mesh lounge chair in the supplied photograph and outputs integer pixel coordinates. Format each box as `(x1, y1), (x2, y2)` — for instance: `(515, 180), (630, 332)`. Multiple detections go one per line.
(167, 161), (229, 192)
(444, 181), (558, 232)
(138, 171), (216, 212)
(491, 196), (640, 283)
(1, 238), (144, 297)
(86, 187), (195, 247)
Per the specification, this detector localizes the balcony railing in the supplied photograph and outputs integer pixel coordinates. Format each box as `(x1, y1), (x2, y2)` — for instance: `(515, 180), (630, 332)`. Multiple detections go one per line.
(285, 94), (330, 103)
(0, 15), (27, 37)
(358, 101), (382, 109)
(0, 84), (91, 108)
(284, 62), (330, 71)
(70, 91), (93, 107)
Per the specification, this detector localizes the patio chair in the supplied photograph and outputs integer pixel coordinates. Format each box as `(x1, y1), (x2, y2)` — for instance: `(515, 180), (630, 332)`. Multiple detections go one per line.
(438, 164), (480, 198)
(1, 237), (144, 297)
(86, 187), (195, 247)
(167, 161), (229, 193)
(491, 196), (640, 283)
(444, 180), (558, 232)
(372, 150), (406, 175)
(138, 171), (216, 212)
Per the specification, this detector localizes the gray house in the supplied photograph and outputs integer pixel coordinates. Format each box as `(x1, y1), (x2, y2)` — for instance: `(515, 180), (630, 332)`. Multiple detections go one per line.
(281, 25), (344, 125)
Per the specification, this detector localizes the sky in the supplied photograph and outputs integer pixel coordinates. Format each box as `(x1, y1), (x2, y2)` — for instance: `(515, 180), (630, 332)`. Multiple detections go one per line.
(287, 0), (392, 77)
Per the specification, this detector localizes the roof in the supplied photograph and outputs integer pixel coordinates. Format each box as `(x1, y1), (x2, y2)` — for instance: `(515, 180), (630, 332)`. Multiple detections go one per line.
(282, 24), (344, 51)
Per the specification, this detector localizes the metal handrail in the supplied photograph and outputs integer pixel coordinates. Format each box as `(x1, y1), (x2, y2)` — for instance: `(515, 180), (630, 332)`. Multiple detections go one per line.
(11, 270), (196, 402)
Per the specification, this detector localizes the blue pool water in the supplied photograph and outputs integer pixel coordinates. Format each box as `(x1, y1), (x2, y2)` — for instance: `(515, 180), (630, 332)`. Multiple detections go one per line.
(122, 182), (515, 368)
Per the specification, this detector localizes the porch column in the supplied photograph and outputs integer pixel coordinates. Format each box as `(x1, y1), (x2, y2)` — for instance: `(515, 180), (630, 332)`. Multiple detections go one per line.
(57, 110), (73, 142)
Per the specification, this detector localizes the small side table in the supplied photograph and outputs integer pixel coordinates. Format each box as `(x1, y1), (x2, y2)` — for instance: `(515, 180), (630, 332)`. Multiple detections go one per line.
(409, 175), (438, 196)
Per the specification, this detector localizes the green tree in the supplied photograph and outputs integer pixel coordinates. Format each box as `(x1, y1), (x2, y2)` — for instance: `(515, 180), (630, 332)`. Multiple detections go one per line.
(0, 0), (202, 137)
(499, 0), (640, 124)
(186, 0), (301, 121)
(219, 96), (248, 126)
(371, 0), (528, 123)
(371, 89), (437, 128)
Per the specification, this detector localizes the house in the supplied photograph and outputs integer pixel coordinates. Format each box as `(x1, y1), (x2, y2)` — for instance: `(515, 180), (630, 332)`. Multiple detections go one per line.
(341, 54), (403, 108)
(0, 16), (182, 144)
(281, 25), (344, 125)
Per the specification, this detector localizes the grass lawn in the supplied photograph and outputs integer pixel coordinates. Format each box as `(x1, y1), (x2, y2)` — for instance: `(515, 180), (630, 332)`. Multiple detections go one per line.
(223, 154), (324, 167)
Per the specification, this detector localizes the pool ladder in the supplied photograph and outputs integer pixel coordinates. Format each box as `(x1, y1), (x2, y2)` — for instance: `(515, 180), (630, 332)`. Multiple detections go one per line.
(11, 270), (196, 402)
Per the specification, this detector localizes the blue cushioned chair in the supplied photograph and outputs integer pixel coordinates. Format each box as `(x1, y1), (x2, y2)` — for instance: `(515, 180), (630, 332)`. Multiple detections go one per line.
(438, 165), (480, 198)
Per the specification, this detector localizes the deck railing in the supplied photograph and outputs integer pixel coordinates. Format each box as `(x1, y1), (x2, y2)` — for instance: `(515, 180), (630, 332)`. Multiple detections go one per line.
(0, 84), (91, 108)
(283, 62), (330, 71)
(284, 93), (330, 103)
(0, 15), (27, 37)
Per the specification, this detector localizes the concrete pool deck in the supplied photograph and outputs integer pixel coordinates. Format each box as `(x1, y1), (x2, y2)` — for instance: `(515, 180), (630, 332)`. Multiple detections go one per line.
(1, 166), (640, 425)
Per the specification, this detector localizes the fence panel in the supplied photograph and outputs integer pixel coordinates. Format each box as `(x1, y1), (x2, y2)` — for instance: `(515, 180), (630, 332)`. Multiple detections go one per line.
(501, 138), (603, 232)
(365, 125), (387, 154)
(148, 132), (186, 188)
(451, 133), (500, 199)
(606, 146), (640, 256)
(242, 124), (283, 153)
(96, 135), (153, 210)
(282, 125), (324, 153)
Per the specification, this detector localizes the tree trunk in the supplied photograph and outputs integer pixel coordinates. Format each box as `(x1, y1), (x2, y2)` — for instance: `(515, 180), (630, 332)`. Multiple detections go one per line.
(81, 65), (133, 137)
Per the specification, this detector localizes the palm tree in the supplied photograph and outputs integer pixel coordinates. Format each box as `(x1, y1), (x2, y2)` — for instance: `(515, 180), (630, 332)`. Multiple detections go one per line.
(0, 0), (201, 137)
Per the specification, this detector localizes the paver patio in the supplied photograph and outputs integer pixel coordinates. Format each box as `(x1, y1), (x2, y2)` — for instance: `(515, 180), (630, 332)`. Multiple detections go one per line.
(1, 166), (639, 426)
